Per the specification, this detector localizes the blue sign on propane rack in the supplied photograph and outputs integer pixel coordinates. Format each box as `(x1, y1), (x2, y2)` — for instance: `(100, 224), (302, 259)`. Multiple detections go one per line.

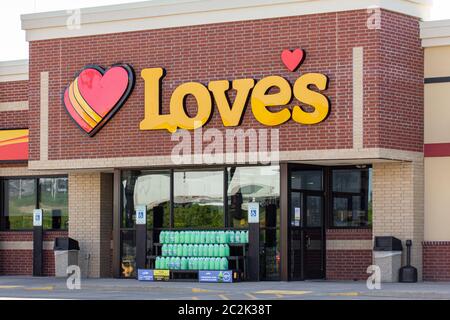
(198, 270), (233, 283)
(138, 269), (154, 281)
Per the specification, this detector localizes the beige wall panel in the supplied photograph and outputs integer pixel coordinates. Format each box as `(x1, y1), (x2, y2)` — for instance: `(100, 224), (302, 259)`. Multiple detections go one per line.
(425, 83), (450, 144)
(425, 46), (450, 78)
(425, 157), (450, 241)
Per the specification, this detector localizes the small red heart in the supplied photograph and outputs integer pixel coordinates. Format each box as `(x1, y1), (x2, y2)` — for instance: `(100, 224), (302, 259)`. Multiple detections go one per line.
(281, 49), (305, 72)
(63, 64), (134, 137)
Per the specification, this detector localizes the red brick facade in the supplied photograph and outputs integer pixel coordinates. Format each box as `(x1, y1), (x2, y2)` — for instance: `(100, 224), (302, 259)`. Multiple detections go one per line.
(423, 242), (450, 281)
(25, 9), (423, 162)
(0, 8), (425, 279)
(0, 231), (67, 276)
(326, 229), (373, 280)
(0, 80), (29, 129)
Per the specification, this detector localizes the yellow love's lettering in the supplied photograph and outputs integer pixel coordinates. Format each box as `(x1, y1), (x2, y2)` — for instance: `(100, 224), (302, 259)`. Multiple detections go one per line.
(251, 76), (292, 126)
(140, 68), (177, 132)
(208, 79), (255, 127)
(170, 82), (212, 131)
(292, 73), (330, 125)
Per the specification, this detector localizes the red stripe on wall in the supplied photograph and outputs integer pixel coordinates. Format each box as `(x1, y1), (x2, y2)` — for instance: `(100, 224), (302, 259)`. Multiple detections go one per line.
(0, 142), (29, 161)
(424, 143), (450, 157)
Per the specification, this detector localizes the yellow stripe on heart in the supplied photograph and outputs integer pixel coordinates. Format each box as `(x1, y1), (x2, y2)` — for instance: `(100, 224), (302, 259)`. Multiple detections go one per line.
(68, 82), (97, 128)
(73, 78), (102, 123)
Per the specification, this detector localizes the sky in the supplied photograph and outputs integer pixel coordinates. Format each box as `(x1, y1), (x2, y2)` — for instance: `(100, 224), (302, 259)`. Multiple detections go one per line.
(1, 0), (450, 61)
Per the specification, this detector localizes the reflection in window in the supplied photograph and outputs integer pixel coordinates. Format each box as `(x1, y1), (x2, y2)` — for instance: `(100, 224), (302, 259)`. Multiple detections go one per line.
(39, 178), (68, 230)
(291, 170), (322, 191)
(121, 230), (136, 278)
(3, 179), (36, 230)
(133, 172), (171, 230)
(332, 168), (372, 227)
(174, 170), (224, 228)
(228, 166), (280, 280)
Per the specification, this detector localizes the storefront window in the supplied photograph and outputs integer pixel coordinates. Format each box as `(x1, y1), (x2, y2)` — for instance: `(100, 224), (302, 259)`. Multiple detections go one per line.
(331, 168), (372, 228)
(120, 230), (136, 278)
(228, 166), (280, 280)
(1, 177), (68, 231)
(2, 179), (36, 230)
(39, 178), (68, 230)
(173, 170), (224, 228)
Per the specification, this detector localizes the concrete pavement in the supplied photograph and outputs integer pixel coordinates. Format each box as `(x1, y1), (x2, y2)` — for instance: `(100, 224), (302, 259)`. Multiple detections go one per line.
(1, 276), (450, 300)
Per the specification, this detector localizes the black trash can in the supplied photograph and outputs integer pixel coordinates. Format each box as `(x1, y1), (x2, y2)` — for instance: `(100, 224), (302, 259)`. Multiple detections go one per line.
(54, 237), (80, 277)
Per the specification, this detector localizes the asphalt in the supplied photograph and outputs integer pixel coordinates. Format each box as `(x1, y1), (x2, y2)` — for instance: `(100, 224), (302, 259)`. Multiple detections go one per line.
(1, 276), (450, 300)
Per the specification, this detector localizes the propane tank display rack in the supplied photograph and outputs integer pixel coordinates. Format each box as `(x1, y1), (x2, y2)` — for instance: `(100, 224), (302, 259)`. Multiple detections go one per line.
(146, 229), (249, 281)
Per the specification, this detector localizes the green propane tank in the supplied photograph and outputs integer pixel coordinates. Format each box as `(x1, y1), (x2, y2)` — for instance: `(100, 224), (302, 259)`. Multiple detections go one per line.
(200, 231), (206, 243)
(235, 231), (241, 243)
(194, 231), (200, 244)
(220, 257), (228, 270)
(166, 244), (172, 256)
(187, 244), (193, 257)
(219, 231), (226, 243)
(198, 258), (205, 270)
(181, 257), (188, 270)
(179, 231), (185, 243)
(208, 244), (214, 257)
(215, 231), (220, 243)
(174, 231), (180, 244)
(182, 244), (188, 256)
(155, 257), (161, 269)
(190, 231), (196, 243)
(218, 244), (225, 257)
(213, 244), (219, 257)
(214, 258), (221, 270)
(161, 245), (167, 256)
(228, 231), (235, 243)
(176, 244), (183, 257)
(159, 231), (166, 244)
(209, 258), (216, 270)
(205, 231), (211, 244)
(175, 257), (181, 270)
(192, 258), (199, 270)
(169, 231), (175, 243)
(241, 231), (247, 243)
(224, 244), (230, 257)
(193, 244), (199, 257)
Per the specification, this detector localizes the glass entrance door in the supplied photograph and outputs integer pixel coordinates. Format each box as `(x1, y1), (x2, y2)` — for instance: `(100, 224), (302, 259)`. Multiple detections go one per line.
(289, 167), (325, 280)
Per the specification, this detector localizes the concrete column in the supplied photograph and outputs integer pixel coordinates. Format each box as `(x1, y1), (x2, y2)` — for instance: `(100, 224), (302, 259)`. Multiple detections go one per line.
(68, 172), (113, 278)
(372, 161), (424, 280)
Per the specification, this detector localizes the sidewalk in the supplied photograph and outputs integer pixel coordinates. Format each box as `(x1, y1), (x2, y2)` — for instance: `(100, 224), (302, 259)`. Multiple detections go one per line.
(1, 276), (450, 300)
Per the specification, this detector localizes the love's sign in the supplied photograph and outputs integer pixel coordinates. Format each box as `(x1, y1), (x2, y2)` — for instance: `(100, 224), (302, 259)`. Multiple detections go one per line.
(63, 64), (134, 136)
(63, 49), (330, 136)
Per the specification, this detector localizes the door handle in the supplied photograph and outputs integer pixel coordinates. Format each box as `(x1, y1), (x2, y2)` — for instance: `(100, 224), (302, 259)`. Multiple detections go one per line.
(306, 236), (311, 248)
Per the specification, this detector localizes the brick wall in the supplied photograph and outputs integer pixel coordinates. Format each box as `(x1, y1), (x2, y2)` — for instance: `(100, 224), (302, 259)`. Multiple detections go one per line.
(423, 241), (450, 281)
(372, 160), (424, 280)
(0, 80), (29, 129)
(0, 231), (68, 276)
(326, 229), (373, 280)
(68, 172), (113, 278)
(26, 9), (423, 162)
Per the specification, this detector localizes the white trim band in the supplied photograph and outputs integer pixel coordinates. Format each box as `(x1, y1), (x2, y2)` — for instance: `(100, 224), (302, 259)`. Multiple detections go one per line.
(0, 101), (29, 112)
(0, 60), (29, 82)
(21, 0), (432, 41)
(421, 19), (450, 47)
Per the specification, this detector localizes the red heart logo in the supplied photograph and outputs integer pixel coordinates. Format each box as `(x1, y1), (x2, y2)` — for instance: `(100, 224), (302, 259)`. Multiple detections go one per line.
(63, 64), (135, 137)
(281, 49), (305, 72)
